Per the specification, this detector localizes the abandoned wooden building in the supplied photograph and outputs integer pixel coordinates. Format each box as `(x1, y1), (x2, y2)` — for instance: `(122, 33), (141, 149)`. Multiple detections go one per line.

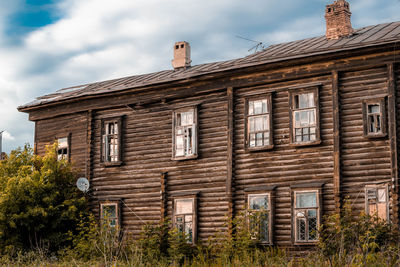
(18, 0), (400, 249)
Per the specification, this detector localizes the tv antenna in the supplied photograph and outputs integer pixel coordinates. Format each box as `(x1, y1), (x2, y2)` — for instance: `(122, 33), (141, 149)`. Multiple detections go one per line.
(236, 35), (266, 53)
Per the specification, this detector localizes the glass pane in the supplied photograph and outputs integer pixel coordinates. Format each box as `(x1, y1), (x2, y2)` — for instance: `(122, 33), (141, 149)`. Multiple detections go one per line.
(310, 127), (316, 134)
(103, 205), (116, 218)
(300, 111), (310, 126)
(296, 192), (317, 208)
(175, 199), (193, 215)
(307, 93), (315, 108)
(58, 138), (68, 149)
(310, 134), (316, 141)
(295, 136), (302, 142)
(249, 134), (256, 147)
(295, 128), (302, 136)
(255, 117), (263, 131)
(309, 110), (316, 125)
(297, 218), (306, 241)
(263, 133), (269, 146)
(303, 127), (309, 135)
(263, 115), (269, 130)
(294, 111), (301, 127)
(308, 209), (317, 218)
(378, 189), (386, 202)
(248, 101), (254, 115)
(308, 217), (318, 240)
(249, 117), (255, 132)
(299, 94), (308, 109)
(249, 195), (269, 210)
(185, 221), (193, 242)
(114, 123), (118, 135)
(262, 99), (268, 114)
(254, 100), (263, 115)
(368, 104), (380, 114)
(256, 133), (263, 146)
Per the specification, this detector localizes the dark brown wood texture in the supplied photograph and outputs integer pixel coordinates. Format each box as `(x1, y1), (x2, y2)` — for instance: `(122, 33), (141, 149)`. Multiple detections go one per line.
(30, 48), (400, 249)
(339, 66), (392, 216)
(35, 112), (88, 175)
(233, 74), (334, 247)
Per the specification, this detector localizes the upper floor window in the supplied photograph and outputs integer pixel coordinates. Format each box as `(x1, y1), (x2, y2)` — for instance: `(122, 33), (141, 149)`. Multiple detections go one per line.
(100, 201), (120, 228)
(101, 117), (122, 165)
(173, 107), (198, 160)
(362, 98), (387, 138)
(248, 193), (272, 244)
(289, 88), (320, 146)
(57, 137), (69, 161)
(245, 95), (273, 150)
(293, 190), (319, 243)
(365, 185), (389, 221)
(173, 197), (197, 243)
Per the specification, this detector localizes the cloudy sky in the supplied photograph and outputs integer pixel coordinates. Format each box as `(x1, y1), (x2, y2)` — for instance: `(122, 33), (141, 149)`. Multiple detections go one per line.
(0, 0), (399, 153)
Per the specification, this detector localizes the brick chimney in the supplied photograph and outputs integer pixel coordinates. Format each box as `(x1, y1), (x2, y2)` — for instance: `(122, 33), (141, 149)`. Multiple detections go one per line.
(325, 0), (354, 40)
(172, 41), (191, 70)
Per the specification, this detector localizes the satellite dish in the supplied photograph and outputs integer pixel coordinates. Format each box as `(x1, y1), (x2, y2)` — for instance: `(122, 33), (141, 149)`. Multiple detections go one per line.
(77, 177), (90, 193)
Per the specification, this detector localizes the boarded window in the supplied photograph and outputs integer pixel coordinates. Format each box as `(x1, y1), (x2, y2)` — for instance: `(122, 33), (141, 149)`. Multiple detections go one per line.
(100, 202), (120, 228)
(248, 194), (271, 243)
(245, 95), (273, 150)
(101, 117), (122, 164)
(57, 137), (69, 161)
(362, 98), (387, 138)
(174, 198), (196, 243)
(294, 191), (319, 243)
(289, 88), (320, 145)
(365, 186), (388, 220)
(173, 108), (197, 159)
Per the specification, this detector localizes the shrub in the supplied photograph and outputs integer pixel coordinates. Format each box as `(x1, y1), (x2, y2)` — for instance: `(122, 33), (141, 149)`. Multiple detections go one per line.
(0, 144), (88, 254)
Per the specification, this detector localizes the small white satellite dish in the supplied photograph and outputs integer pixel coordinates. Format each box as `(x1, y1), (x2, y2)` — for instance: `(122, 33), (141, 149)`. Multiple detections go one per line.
(77, 177), (90, 193)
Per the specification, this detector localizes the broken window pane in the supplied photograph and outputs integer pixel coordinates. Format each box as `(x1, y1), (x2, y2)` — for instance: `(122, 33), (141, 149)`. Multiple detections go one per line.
(57, 137), (68, 161)
(175, 109), (196, 157)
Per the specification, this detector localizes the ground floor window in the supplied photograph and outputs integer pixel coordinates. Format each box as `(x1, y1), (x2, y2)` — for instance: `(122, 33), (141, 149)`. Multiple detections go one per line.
(248, 193), (271, 243)
(174, 198), (197, 243)
(293, 190), (319, 243)
(365, 185), (389, 221)
(100, 202), (120, 228)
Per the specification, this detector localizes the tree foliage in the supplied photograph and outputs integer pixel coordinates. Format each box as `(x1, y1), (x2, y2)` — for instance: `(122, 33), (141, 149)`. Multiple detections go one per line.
(0, 144), (88, 254)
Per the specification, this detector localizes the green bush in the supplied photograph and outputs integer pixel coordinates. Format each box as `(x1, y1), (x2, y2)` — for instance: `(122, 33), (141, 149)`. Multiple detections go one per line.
(0, 144), (88, 254)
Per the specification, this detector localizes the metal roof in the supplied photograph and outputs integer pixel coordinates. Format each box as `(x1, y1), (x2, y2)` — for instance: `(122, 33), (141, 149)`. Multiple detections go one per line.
(19, 21), (400, 110)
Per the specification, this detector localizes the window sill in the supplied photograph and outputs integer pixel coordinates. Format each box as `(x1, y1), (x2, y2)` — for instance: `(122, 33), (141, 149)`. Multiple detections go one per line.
(290, 140), (321, 148)
(245, 144), (274, 152)
(171, 154), (198, 161)
(102, 161), (123, 167)
(294, 241), (318, 246)
(364, 133), (387, 139)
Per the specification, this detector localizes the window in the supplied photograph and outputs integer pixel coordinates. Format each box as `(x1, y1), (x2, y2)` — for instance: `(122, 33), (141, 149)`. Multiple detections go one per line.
(365, 185), (389, 221)
(289, 88), (320, 145)
(174, 198), (197, 243)
(57, 137), (69, 161)
(294, 190), (319, 243)
(248, 193), (271, 243)
(101, 117), (122, 165)
(100, 202), (120, 228)
(245, 95), (273, 150)
(173, 108), (197, 159)
(362, 98), (387, 138)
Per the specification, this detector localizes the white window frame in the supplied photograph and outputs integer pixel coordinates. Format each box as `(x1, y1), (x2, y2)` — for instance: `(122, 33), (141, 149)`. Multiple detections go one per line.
(289, 87), (320, 146)
(247, 193), (272, 244)
(101, 117), (122, 165)
(173, 197), (197, 244)
(293, 190), (320, 244)
(172, 107), (198, 160)
(245, 94), (273, 151)
(365, 185), (389, 221)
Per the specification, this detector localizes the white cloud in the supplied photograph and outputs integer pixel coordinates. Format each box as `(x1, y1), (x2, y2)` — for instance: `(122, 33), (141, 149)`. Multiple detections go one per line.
(0, 0), (400, 153)
(2, 131), (15, 141)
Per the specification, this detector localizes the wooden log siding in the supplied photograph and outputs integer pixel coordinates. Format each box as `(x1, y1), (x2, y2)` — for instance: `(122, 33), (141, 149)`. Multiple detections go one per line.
(35, 112), (88, 175)
(89, 91), (229, 237)
(339, 66), (392, 214)
(233, 75), (335, 247)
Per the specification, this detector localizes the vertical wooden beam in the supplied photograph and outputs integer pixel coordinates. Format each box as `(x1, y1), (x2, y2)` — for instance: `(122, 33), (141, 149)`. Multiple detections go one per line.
(161, 172), (168, 221)
(332, 70), (341, 213)
(227, 87), (234, 234)
(34, 121), (38, 155)
(387, 63), (398, 224)
(86, 110), (93, 181)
